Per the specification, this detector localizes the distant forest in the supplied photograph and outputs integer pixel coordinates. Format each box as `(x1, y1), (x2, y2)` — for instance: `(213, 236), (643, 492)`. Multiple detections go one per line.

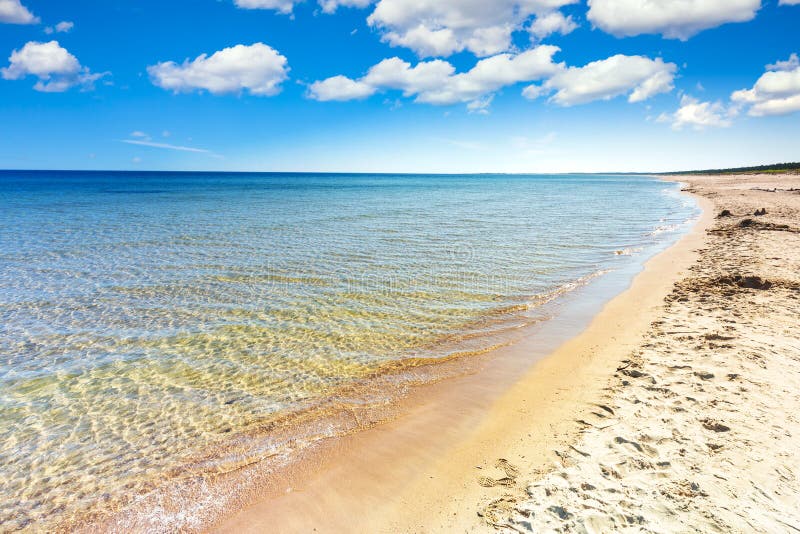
(667, 162), (800, 175)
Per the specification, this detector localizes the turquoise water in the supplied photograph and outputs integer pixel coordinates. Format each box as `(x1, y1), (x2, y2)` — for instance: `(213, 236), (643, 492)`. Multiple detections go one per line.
(0, 172), (696, 529)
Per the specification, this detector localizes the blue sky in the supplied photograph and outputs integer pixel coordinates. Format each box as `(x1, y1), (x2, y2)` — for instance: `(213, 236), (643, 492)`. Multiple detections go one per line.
(1, 0), (798, 173)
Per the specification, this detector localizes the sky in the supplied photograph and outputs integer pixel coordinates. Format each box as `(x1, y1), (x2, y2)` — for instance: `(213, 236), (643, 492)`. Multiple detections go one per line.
(0, 0), (798, 173)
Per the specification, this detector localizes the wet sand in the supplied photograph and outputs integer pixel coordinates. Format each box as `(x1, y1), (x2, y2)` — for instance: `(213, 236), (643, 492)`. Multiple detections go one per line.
(211, 179), (718, 533)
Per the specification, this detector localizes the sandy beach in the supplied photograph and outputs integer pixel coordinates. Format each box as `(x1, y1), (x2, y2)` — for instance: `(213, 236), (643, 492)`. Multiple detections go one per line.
(211, 173), (800, 533)
(488, 173), (800, 532)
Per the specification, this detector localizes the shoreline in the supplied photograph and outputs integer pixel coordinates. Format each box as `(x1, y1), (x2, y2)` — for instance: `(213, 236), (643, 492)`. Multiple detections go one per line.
(60, 178), (693, 533)
(206, 182), (713, 533)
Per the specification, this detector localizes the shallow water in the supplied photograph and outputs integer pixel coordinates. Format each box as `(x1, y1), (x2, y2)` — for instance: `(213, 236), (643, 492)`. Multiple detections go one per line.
(0, 172), (696, 529)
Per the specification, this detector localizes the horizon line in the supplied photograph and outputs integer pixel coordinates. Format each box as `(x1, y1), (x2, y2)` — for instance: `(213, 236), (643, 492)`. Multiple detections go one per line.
(0, 168), (671, 176)
(1, 162), (797, 176)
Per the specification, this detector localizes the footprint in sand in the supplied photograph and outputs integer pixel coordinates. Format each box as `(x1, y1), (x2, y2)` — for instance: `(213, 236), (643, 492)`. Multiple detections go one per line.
(478, 459), (521, 487)
(478, 476), (516, 488)
(478, 495), (520, 528)
(496, 458), (520, 478)
(701, 418), (731, 432)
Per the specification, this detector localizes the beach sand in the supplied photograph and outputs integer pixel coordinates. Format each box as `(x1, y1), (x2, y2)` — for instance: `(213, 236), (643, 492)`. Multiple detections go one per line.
(214, 174), (800, 533)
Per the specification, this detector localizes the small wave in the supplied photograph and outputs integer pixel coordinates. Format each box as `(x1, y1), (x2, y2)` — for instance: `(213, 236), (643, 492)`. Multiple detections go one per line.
(648, 223), (682, 236)
(614, 247), (642, 256)
(528, 269), (612, 308)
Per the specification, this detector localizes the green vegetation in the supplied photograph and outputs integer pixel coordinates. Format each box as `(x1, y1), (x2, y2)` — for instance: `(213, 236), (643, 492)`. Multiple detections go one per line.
(667, 162), (800, 175)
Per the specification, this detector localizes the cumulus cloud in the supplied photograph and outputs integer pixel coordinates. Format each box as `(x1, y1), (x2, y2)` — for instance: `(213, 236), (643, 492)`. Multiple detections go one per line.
(466, 94), (494, 114)
(0, 0), (38, 24)
(731, 54), (800, 116)
(318, 0), (374, 13)
(767, 53), (799, 72)
(525, 54), (676, 106)
(521, 84), (547, 100)
(308, 75), (376, 101)
(234, 0), (296, 14)
(309, 45), (563, 108)
(1, 40), (105, 92)
(234, 0), (573, 51)
(311, 51), (677, 110)
(530, 11), (578, 40)
(660, 95), (735, 130)
(148, 43), (289, 96)
(44, 21), (74, 34)
(587, 0), (761, 40)
(367, 0), (578, 57)
(235, 0), (373, 14)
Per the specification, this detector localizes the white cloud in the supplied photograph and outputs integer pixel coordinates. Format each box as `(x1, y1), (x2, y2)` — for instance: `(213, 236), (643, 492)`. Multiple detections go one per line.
(466, 94), (494, 114)
(382, 25), (461, 58)
(731, 55), (800, 116)
(45, 21), (74, 34)
(122, 139), (214, 154)
(525, 54), (676, 106)
(779, 0), (800, 4)
(312, 50), (677, 111)
(235, 0), (373, 14)
(767, 53), (799, 72)
(148, 43), (289, 96)
(422, 47), (563, 104)
(0, 0), (38, 24)
(308, 45), (563, 108)
(319, 0), (374, 14)
(308, 75), (376, 101)
(1, 40), (105, 92)
(367, 0), (577, 57)
(521, 84), (547, 100)
(587, 0), (761, 40)
(661, 95), (734, 130)
(2, 41), (78, 78)
(529, 11), (577, 40)
(234, 0), (296, 14)
(233, 0), (574, 53)
(361, 57), (456, 98)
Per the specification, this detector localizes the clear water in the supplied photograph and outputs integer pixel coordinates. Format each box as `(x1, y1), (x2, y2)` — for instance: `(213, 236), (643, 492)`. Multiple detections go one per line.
(0, 172), (696, 530)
